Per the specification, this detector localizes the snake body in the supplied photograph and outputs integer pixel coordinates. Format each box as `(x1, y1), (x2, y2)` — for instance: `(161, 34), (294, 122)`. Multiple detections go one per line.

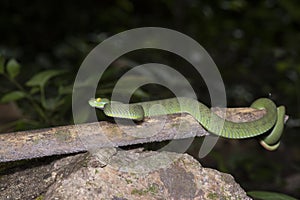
(89, 97), (285, 150)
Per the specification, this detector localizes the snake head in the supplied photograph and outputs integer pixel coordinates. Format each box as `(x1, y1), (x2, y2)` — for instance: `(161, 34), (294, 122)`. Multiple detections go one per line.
(88, 97), (110, 109)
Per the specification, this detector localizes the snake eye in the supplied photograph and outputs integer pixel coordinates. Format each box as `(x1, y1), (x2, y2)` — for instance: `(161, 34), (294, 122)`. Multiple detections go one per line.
(96, 98), (101, 102)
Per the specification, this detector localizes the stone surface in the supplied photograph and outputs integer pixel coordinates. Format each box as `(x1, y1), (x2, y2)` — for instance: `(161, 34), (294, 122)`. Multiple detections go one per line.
(44, 150), (251, 200)
(0, 149), (252, 200)
(0, 154), (86, 200)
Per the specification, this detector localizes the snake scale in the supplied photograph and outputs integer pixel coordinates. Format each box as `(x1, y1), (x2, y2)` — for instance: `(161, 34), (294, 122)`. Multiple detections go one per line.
(89, 97), (285, 151)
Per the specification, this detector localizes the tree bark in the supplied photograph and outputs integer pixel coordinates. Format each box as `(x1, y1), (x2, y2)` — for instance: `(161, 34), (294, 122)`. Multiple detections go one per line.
(0, 107), (288, 162)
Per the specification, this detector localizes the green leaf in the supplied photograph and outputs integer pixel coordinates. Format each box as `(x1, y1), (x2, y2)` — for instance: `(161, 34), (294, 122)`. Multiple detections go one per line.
(41, 97), (65, 111)
(58, 85), (73, 95)
(247, 191), (297, 200)
(26, 69), (67, 88)
(1, 91), (26, 103)
(7, 59), (20, 79)
(0, 54), (4, 74)
(29, 87), (40, 95)
(13, 119), (42, 131)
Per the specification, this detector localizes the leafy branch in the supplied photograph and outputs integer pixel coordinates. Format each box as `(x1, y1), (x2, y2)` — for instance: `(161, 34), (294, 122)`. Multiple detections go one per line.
(0, 55), (70, 128)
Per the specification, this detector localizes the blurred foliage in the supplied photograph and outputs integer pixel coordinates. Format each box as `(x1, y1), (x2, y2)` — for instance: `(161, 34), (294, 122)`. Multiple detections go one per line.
(0, 0), (299, 198)
(247, 190), (298, 200)
(0, 56), (71, 130)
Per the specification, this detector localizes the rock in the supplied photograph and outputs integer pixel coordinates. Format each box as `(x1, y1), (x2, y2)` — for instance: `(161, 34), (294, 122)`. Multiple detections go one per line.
(42, 149), (251, 200)
(0, 154), (86, 200)
(0, 149), (251, 199)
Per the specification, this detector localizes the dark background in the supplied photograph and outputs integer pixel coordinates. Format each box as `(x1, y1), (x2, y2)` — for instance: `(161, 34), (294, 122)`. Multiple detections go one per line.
(0, 0), (299, 198)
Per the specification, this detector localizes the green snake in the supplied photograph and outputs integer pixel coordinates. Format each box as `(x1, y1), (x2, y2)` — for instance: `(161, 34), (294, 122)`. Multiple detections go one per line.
(89, 97), (285, 151)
